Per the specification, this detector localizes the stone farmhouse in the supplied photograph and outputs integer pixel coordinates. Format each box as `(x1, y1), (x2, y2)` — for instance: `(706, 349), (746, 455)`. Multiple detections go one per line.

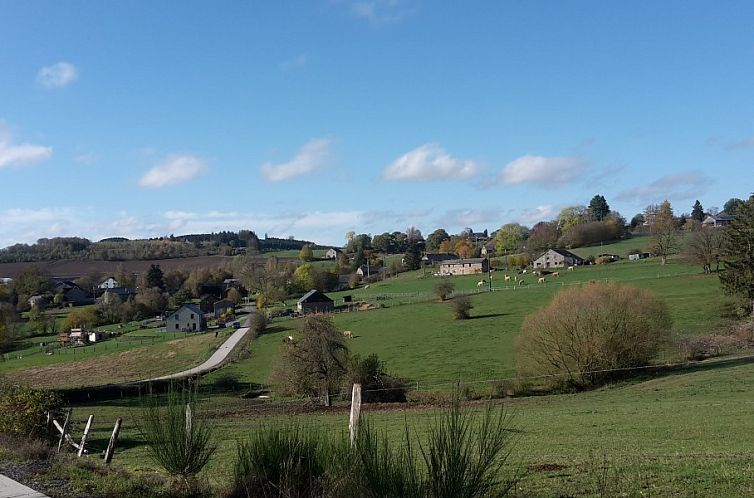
(438, 258), (489, 276)
(166, 303), (206, 332)
(533, 249), (585, 269)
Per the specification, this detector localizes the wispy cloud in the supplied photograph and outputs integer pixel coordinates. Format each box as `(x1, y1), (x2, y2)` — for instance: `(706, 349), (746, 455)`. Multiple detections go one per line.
(500, 155), (588, 187)
(261, 138), (333, 182)
(348, 0), (413, 23)
(278, 54), (308, 71)
(437, 208), (501, 228)
(0, 122), (52, 169)
(727, 134), (754, 150)
(515, 205), (557, 225)
(138, 154), (207, 188)
(616, 170), (712, 203)
(383, 143), (481, 181)
(36, 62), (78, 88)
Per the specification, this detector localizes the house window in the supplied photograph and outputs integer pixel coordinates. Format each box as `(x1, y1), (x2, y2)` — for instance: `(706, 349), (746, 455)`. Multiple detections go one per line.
(175, 323), (179, 330)
(190, 313), (194, 319)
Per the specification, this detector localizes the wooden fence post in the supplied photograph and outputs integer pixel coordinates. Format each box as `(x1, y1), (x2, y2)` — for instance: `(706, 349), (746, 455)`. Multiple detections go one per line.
(185, 404), (192, 446)
(104, 418), (122, 464)
(349, 383), (362, 447)
(78, 415), (94, 457)
(57, 408), (72, 453)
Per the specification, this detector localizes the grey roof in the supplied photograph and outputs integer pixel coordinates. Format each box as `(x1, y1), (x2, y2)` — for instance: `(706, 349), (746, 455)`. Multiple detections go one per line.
(168, 303), (203, 319)
(547, 248), (585, 261)
(710, 212), (734, 221)
(440, 257), (487, 265)
(298, 289), (333, 304)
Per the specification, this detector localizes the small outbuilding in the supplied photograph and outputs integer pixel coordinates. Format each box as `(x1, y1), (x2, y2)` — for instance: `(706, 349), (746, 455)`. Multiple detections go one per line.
(438, 258), (489, 276)
(297, 289), (334, 314)
(166, 303), (207, 332)
(213, 298), (235, 319)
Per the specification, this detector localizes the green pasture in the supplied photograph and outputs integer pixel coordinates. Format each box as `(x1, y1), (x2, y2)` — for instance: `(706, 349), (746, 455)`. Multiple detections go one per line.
(233, 257), (726, 389)
(71, 356), (754, 496)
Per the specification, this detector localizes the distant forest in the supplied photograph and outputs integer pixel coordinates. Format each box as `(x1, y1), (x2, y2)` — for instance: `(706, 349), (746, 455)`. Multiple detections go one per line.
(0, 230), (315, 263)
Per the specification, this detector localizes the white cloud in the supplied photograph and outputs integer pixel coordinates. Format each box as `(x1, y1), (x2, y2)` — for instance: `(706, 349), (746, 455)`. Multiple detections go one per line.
(515, 205), (557, 225)
(383, 143), (481, 181)
(279, 54), (307, 71)
(349, 0), (411, 23)
(138, 154), (207, 188)
(616, 170), (712, 203)
(261, 138), (332, 182)
(500, 155), (588, 187)
(36, 62), (78, 88)
(438, 208), (501, 228)
(0, 122), (53, 169)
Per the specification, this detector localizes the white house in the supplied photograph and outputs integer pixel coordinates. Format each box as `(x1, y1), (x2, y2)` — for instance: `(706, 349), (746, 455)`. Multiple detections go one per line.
(325, 248), (340, 259)
(533, 249), (585, 269)
(98, 277), (119, 289)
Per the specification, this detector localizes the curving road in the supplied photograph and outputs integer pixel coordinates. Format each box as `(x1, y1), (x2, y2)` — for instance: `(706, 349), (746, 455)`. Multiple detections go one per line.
(142, 309), (255, 383)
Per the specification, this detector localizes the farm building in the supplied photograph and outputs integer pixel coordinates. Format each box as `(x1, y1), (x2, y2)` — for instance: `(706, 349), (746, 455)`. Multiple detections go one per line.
(629, 252), (651, 261)
(438, 258), (489, 276)
(165, 303), (207, 332)
(297, 289), (334, 314)
(480, 241), (496, 256)
(325, 248), (341, 259)
(98, 277), (119, 289)
(356, 264), (382, 279)
(598, 253), (620, 263)
(213, 298), (235, 318)
(102, 287), (136, 304)
(702, 211), (735, 228)
(423, 253), (460, 265)
(533, 249), (585, 269)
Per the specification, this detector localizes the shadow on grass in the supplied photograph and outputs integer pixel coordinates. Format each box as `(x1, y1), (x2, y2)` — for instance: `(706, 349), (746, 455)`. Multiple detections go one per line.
(468, 313), (507, 320)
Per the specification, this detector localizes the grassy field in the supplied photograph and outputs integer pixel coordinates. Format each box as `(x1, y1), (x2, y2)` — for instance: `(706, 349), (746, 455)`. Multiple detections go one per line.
(65, 355), (754, 496)
(228, 257), (726, 391)
(1, 328), (234, 388)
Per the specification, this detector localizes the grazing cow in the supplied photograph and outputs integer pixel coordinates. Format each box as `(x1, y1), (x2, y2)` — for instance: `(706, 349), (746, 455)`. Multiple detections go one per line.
(364, 285), (370, 289)
(538, 277), (546, 284)
(343, 330), (353, 339)
(283, 335), (295, 344)
(552, 271), (560, 277)
(477, 280), (486, 287)
(567, 265), (575, 271)
(522, 269), (528, 274)
(504, 274), (511, 281)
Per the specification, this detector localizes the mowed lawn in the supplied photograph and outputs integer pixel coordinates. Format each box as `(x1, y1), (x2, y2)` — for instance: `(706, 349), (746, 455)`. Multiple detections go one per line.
(76, 357), (754, 496)
(233, 258), (726, 389)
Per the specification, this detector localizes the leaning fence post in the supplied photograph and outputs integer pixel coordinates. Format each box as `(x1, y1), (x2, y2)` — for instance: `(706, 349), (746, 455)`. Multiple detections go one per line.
(104, 418), (122, 464)
(57, 408), (72, 453)
(349, 383), (362, 447)
(78, 415), (94, 457)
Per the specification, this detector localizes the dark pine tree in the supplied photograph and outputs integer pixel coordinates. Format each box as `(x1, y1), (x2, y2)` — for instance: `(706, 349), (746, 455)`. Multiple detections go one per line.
(691, 200), (705, 222)
(588, 195), (611, 221)
(719, 195), (754, 316)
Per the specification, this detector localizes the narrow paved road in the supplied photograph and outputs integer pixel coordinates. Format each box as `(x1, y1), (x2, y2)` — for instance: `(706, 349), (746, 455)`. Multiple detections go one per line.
(144, 310), (255, 382)
(0, 474), (49, 498)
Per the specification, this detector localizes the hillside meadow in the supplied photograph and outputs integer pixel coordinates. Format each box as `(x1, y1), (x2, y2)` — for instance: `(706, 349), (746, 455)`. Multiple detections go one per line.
(68, 355), (754, 497)
(223, 257), (727, 390)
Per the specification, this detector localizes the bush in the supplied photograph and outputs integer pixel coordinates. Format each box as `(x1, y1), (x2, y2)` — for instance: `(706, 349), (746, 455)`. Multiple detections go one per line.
(434, 281), (455, 301)
(0, 433), (52, 461)
(211, 372), (242, 392)
(347, 353), (409, 403)
(138, 385), (217, 488)
(451, 295), (473, 320)
(229, 401), (518, 498)
(0, 383), (60, 437)
(228, 426), (330, 498)
(678, 334), (748, 361)
(250, 312), (268, 335)
(515, 282), (672, 389)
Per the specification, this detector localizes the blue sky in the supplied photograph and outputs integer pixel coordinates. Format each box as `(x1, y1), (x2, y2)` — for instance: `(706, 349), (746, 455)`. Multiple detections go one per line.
(1, 0), (753, 248)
